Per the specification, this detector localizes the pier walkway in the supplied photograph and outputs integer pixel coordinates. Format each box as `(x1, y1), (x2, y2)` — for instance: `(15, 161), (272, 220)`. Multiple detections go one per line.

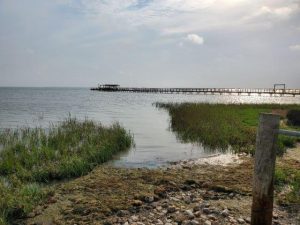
(91, 85), (300, 96)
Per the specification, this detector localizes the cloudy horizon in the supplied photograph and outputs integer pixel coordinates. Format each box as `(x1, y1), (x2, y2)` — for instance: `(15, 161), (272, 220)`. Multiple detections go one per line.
(0, 0), (300, 88)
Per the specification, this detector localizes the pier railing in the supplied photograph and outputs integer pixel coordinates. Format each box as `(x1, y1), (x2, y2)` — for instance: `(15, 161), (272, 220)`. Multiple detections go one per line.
(91, 86), (300, 96)
(251, 113), (300, 225)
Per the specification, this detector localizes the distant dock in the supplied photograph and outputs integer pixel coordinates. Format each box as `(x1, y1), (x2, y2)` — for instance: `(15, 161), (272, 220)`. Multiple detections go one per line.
(91, 84), (300, 97)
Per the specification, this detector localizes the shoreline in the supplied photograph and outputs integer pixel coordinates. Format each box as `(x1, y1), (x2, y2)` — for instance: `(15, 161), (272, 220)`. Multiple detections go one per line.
(22, 148), (300, 225)
(2, 103), (299, 225)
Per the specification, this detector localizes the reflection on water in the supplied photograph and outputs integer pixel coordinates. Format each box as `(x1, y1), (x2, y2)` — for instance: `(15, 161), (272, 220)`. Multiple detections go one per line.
(0, 87), (299, 167)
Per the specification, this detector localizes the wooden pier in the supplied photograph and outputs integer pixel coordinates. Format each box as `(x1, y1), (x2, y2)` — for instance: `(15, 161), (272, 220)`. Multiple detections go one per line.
(91, 84), (300, 96)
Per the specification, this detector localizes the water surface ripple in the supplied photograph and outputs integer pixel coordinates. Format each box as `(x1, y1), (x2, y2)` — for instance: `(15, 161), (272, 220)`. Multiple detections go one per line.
(0, 87), (299, 167)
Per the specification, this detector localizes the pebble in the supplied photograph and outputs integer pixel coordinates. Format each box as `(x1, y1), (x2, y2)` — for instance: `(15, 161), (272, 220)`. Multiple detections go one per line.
(208, 214), (217, 220)
(202, 208), (211, 214)
(245, 217), (251, 223)
(130, 215), (139, 222)
(144, 196), (154, 203)
(201, 202), (210, 208)
(237, 218), (245, 224)
(94, 185), (292, 225)
(229, 193), (235, 198)
(190, 220), (200, 225)
(185, 209), (195, 219)
(204, 220), (211, 225)
(117, 210), (130, 217)
(221, 209), (229, 217)
(193, 205), (201, 212)
(132, 200), (143, 207)
(156, 219), (163, 225)
(167, 206), (176, 213)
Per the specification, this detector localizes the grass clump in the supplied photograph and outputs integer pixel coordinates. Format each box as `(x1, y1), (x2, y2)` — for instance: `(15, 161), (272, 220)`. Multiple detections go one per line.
(0, 179), (49, 225)
(0, 117), (133, 224)
(275, 166), (300, 205)
(0, 117), (133, 182)
(156, 103), (300, 154)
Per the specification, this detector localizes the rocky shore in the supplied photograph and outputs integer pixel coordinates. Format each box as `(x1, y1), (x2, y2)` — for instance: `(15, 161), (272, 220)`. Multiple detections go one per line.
(101, 184), (292, 225)
(22, 150), (300, 225)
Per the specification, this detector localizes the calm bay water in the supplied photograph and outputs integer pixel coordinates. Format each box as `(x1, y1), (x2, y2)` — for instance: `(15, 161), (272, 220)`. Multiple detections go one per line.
(0, 87), (299, 167)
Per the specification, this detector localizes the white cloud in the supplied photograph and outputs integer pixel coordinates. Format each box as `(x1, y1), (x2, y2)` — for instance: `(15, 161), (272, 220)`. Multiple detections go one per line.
(74, 0), (299, 36)
(1, 0), (300, 87)
(289, 44), (300, 51)
(186, 34), (204, 45)
(244, 4), (299, 23)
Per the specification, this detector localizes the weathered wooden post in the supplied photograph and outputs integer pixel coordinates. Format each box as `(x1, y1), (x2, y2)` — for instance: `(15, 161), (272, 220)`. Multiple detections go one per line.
(251, 113), (280, 225)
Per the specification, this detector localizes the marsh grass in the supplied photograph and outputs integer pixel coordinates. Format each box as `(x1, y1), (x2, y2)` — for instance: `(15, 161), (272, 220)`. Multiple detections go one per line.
(0, 117), (133, 224)
(156, 103), (300, 154)
(156, 103), (300, 205)
(275, 165), (300, 205)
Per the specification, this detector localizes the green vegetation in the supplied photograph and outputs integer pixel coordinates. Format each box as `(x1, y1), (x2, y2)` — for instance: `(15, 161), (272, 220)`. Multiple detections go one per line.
(156, 103), (300, 205)
(275, 165), (300, 205)
(156, 103), (300, 154)
(0, 179), (50, 225)
(0, 117), (133, 225)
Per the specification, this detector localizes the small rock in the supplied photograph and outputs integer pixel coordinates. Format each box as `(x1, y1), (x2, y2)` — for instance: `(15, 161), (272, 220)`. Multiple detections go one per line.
(200, 202), (210, 208)
(190, 220), (200, 225)
(131, 215), (139, 222)
(144, 196), (154, 203)
(204, 220), (211, 225)
(221, 209), (229, 217)
(170, 197), (180, 202)
(245, 217), (251, 223)
(237, 218), (245, 224)
(185, 209), (195, 219)
(202, 208), (211, 214)
(173, 214), (186, 223)
(229, 193), (235, 198)
(194, 211), (202, 217)
(167, 206), (176, 213)
(200, 214), (207, 219)
(162, 202), (169, 208)
(154, 186), (167, 198)
(273, 213), (279, 220)
(156, 219), (163, 225)
(193, 205), (201, 212)
(207, 215), (217, 220)
(229, 216), (237, 223)
(116, 210), (130, 217)
(184, 196), (192, 204)
(132, 200), (143, 207)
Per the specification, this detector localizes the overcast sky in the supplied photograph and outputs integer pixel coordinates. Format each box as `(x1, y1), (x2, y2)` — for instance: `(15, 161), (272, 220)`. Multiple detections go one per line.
(0, 0), (300, 88)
